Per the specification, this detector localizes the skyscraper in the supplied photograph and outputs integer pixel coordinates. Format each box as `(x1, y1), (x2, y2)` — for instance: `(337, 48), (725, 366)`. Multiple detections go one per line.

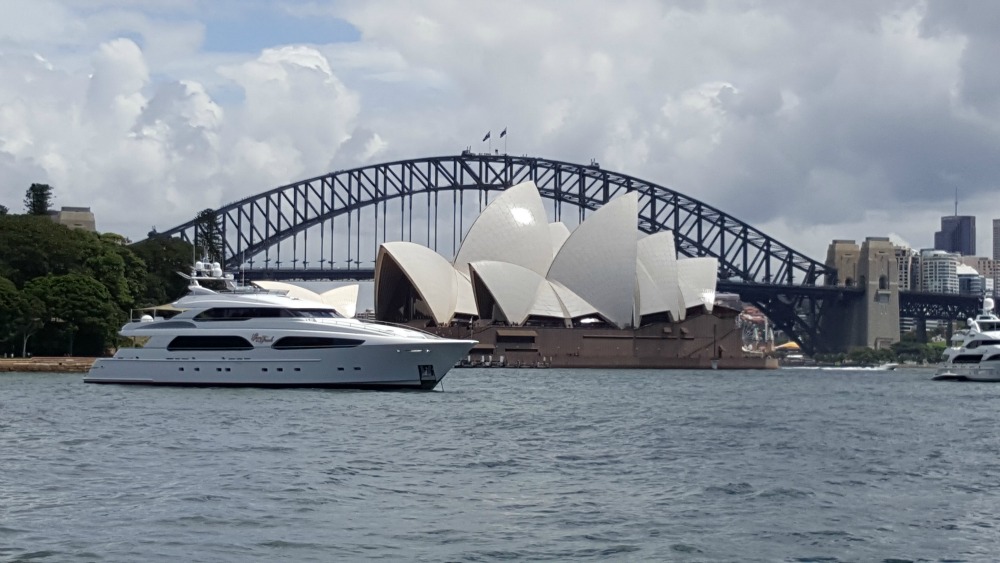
(934, 215), (975, 256)
(993, 218), (1000, 260)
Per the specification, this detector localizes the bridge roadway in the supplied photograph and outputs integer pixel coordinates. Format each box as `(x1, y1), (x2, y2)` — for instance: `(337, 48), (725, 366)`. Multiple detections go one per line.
(242, 268), (982, 324)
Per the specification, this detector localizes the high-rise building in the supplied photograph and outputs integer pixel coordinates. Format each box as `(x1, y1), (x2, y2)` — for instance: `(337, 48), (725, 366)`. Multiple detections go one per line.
(957, 264), (986, 296)
(920, 249), (959, 294)
(994, 219), (1000, 260)
(894, 245), (917, 291)
(934, 215), (975, 256)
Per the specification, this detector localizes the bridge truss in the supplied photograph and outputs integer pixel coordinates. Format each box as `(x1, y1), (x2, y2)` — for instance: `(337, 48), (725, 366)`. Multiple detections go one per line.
(151, 153), (851, 353)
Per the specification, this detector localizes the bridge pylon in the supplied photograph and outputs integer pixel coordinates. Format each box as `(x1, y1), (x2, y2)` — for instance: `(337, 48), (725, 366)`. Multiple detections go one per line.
(822, 237), (900, 351)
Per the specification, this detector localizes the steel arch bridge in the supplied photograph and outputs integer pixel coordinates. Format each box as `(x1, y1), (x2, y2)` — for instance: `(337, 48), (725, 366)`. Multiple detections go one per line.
(150, 153), (847, 351)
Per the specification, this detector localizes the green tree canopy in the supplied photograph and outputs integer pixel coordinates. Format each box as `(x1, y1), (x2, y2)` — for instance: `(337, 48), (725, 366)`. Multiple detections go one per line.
(1, 276), (48, 357)
(25, 274), (121, 355)
(0, 214), (100, 286)
(0, 204), (8, 216)
(24, 183), (54, 215)
(0, 277), (18, 343)
(129, 235), (194, 305)
(195, 208), (224, 263)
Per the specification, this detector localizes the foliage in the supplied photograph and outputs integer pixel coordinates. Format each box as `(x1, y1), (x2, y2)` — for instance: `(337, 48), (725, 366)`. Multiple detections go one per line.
(195, 208), (224, 263)
(24, 274), (121, 356)
(814, 340), (948, 366)
(0, 204), (7, 215)
(0, 214), (193, 355)
(0, 215), (99, 286)
(890, 339), (945, 364)
(24, 183), (54, 215)
(129, 235), (194, 305)
(0, 276), (48, 357)
(844, 347), (896, 365)
(0, 277), (19, 343)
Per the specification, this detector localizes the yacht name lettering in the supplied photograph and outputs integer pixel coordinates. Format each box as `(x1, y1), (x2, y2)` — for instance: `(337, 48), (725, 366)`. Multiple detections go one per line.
(251, 333), (275, 344)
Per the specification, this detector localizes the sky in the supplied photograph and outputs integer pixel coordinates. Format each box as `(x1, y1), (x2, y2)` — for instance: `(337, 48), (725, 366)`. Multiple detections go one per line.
(3, 0), (1000, 263)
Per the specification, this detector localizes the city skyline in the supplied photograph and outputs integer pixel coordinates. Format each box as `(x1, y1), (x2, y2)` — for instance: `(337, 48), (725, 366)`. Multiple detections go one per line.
(4, 2), (1000, 263)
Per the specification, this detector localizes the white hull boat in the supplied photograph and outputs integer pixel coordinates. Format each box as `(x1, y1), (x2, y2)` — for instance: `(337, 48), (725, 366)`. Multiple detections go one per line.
(933, 297), (1000, 383)
(85, 260), (476, 390)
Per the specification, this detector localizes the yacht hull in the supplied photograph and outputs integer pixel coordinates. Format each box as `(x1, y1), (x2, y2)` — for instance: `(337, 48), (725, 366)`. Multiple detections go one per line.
(933, 366), (1000, 383)
(85, 340), (475, 391)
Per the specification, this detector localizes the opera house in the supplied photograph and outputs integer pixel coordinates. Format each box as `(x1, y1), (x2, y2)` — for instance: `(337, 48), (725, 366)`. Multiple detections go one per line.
(374, 181), (772, 369)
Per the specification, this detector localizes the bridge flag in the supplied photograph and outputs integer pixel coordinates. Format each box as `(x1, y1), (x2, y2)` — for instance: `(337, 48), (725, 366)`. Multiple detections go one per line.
(482, 131), (491, 142)
(500, 128), (506, 138)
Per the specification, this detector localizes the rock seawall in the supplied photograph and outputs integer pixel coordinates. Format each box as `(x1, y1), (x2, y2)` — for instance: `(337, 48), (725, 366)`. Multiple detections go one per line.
(0, 357), (96, 373)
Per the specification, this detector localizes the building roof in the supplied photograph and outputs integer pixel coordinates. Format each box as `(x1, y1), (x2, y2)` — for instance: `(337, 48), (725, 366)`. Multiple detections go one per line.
(453, 181), (552, 276)
(547, 192), (639, 328)
(374, 182), (717, 328)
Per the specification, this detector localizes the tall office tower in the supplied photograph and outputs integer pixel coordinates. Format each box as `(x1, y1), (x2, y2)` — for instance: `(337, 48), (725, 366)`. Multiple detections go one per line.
(993, 219), (1000, 260)
(934, 215), (976, 256)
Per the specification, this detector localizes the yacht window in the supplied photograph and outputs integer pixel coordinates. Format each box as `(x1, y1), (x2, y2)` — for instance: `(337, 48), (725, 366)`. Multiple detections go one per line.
(967, 339), (1000, 349)
(194, 307), (296, 321)
(295, 308), (343, 318)
(272, 336), (364, 349)
(953, 354), (984, 364)
(167, 335), (255, 351)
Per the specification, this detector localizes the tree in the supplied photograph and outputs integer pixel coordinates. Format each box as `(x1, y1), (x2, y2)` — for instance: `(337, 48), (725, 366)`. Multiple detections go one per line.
(0, 277), (45, 357)
(25, 274), (121, 356)
(0, 204), (8, 216)
(130, 235), (194, 305)
(24, 183), (54, 215)
(195, 208), (224, 263)
(0, 214), (97, 286)
(0, 277), (18, 344)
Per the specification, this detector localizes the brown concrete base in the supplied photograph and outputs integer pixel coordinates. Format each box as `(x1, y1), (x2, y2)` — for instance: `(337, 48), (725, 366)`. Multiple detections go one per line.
(429, 311), (779, 370)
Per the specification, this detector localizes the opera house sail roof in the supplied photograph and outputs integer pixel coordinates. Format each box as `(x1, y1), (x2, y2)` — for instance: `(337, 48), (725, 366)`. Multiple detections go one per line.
(374, 180), (719, 328)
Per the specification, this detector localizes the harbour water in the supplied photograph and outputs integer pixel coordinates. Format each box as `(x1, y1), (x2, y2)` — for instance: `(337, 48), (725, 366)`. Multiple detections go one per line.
(3, 367), (999, 562)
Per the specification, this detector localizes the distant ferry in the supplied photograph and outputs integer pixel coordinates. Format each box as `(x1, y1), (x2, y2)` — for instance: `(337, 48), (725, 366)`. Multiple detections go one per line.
(85, 261), (476, 390)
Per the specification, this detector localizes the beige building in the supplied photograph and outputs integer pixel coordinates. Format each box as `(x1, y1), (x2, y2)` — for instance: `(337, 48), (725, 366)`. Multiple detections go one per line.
(824, 237), (899, 350)
(49, 207), (96, 232)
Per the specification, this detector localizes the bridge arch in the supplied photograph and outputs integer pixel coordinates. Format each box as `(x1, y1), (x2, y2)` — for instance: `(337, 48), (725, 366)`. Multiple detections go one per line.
(153, 153), (834, 287)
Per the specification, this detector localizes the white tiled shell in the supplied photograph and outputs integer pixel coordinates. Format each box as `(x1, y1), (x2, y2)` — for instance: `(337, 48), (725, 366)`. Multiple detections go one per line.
(453, 181), (553, 276)
(253, 280), (359, 318)
(469, 261), (546, 325)
(547, 280), (598, 319)
(676, 256), (718, 313)
(636, 231), (685, 321)
(252, 280), (324, 303)
(452, 269), (478, 316)
(376, 241), (457, 325)
(321, 285), (360, 318)
(547, 192), (639, 328)
(548, 222), (571, 257)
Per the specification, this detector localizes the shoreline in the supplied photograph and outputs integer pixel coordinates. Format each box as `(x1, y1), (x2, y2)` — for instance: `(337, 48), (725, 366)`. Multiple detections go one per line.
(0, 357), (96, 373)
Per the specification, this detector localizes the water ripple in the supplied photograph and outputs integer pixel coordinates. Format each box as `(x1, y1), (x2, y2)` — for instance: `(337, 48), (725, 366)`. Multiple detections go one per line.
(2, 368), (1000, 561)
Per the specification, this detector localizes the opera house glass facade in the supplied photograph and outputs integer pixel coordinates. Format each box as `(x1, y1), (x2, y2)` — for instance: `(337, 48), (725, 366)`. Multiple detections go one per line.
(374, 181), (768, 369)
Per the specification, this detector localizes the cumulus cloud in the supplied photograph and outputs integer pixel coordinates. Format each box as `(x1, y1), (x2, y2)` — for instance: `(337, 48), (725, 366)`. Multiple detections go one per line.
(2, 0), (1000, 262)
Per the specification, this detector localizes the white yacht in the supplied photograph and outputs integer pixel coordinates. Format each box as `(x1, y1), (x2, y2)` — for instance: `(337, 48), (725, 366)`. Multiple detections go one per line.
(85, 261), (476, 390)
(933, 297), (1000, 382)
